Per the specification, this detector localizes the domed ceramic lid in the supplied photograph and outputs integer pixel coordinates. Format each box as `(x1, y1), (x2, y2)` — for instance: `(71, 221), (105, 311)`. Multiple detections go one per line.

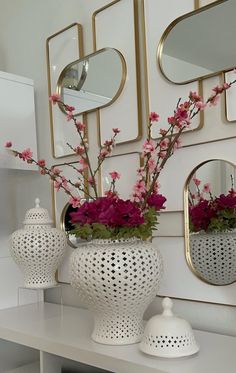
(23, 198), (53, 225)
(140, 297), (199, 358)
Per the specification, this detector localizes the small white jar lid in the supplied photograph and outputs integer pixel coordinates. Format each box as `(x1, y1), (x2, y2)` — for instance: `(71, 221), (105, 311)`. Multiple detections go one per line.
(140, 297), (199, 358)
(23, 198), (53, 225)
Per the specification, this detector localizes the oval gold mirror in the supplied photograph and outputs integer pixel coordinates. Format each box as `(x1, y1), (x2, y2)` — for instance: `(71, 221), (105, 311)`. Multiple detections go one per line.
(158, 0), (236, 84)
(57, 48), (126, 115)
(184, 159), (236, 285)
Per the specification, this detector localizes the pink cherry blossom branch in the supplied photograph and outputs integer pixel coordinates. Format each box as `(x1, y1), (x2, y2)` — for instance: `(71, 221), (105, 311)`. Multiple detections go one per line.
(140, 78), (236, 209)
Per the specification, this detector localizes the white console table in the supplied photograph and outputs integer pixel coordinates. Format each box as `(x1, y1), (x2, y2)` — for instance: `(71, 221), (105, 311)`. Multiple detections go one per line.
(0, 302), (235, 373)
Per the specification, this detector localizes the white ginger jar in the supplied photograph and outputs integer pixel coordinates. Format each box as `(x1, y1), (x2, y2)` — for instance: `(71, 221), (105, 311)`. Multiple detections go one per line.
(10, 198), (67, 288)
(70, 238), (163, 345)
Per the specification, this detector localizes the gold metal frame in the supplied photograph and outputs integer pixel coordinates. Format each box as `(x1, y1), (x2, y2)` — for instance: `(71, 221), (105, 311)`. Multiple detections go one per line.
(51, 160), (88, 249)
(92, 0), (143, 146)
(60, 202), (78, 249)
(158, 294), (236, 309)
(98, 151), (142, 197)
(46, 23), (87, 159)
(184, 158), (236, 286)
(57, 47), (127, 116)
(141, 0), (204, 143)
(223, 70), (236, 123)
(158, 0), (231, 85)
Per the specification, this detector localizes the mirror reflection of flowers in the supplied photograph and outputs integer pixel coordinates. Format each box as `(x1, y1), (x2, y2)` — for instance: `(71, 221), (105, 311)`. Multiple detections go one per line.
(5, 77), (236, 240)
(189, 177), (236, 233)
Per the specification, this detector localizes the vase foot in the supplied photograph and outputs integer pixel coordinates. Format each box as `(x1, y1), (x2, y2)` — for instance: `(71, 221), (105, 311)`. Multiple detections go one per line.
(92, 315), (144, 345)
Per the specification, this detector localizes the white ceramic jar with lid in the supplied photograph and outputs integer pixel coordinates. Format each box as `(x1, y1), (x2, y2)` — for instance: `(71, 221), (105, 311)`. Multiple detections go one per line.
(10, 198), (66, 288)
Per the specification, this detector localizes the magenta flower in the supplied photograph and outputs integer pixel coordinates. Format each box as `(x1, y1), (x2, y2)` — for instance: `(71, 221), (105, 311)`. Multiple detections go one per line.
(109, 171), (121, 180)
(142, 140), (155, 155)
(52, 167), (62, 175)
(193, 178), (201, 186)
(159, 128), (167, 136)
(209, 95), (220, 107)
(147, 193), (166, 211)
(38, 159), (46, 167)
(148, 157), (156, 173)
(160, 138), (170, 150)
(76, 146), (85, 155)
(133, 180), (146, 196)
(78, 158), (88, 171)
(5, 141), (12, 148)
(20, 148), (33, 161)
(49, 93), (61, 105)
(203, 183), (211, 193)
(215, 194), (236, 210)
(70, 197), (144, 228)
(149, 112), (160, 122)
(66, 112), (73, 121)
(69, 196), (81, 208)
(189, 91), (202, 102)
(55, 180), (62, 192)
(189, 200), (217, 232)
(65, 104), (75, 112)
(112, 128), (120, 134)
(76, 121), (86, 131)
(195, 101), (207, 110)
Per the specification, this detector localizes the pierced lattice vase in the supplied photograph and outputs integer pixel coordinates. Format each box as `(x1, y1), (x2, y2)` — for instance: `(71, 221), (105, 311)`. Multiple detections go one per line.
(70, 238), (163, 345)
(189, 231), (236, 285)
(10, 198), (67, 289)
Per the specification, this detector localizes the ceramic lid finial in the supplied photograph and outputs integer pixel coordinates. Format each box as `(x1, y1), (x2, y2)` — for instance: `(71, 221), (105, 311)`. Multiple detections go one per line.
(162, 297), (173, 317)
(35, 198), (40, 208)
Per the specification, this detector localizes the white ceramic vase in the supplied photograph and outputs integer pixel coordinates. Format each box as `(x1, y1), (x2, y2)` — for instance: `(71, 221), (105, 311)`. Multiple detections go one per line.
(70, 238), (163, 345)
(189, 231), (236, 285)
(10, 198), (67, 289)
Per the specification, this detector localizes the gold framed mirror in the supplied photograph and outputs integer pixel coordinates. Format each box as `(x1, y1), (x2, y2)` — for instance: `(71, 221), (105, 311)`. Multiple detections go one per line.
(184, 159), (236, 285)
(57, 47), (126, 116)
(158, 0), (236, 84)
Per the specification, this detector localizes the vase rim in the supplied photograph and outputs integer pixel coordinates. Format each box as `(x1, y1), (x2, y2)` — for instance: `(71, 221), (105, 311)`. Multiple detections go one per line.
(190, 229), (236, 236)
(88, 237), (141, 245)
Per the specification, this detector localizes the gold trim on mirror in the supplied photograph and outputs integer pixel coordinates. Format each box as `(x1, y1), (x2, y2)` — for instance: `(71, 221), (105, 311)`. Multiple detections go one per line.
(56, 47), (127, 116)
(184, 158), (236, 286)
(92, 0), (143, 146)
(60, 202), (77, 249)
(51, 160), (89, 249)
(141, 0), (204, 144)
(46, 23), (87, 159)
(158, 0), (231, 85)
(224, 70), (236, 123)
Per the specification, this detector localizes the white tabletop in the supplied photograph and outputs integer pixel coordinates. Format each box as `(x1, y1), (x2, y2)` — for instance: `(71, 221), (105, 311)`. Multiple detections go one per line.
(0, 302), (234, 373)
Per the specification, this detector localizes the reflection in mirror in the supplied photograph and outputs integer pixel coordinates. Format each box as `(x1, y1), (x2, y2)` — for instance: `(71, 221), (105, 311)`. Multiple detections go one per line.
(61, 202), (90, 248)
(158, 0), (236, 84)
(185, 160), (236, 285)
(57, 48), (126, 115)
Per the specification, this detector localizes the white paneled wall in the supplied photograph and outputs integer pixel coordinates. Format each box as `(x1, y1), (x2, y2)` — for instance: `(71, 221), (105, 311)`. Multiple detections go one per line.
(0, 0), (236, 337)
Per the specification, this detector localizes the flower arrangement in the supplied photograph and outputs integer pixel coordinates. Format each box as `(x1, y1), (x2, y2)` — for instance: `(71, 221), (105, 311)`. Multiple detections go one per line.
(5, 77), (236, 240)
(189, 177), (236, 233)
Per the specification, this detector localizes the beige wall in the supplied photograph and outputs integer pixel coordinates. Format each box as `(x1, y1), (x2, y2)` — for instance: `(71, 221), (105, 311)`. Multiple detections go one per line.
(0, 0), (236, 336)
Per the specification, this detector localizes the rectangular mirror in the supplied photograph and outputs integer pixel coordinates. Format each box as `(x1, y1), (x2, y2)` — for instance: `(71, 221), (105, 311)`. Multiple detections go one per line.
(46, 23), (86, 158)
